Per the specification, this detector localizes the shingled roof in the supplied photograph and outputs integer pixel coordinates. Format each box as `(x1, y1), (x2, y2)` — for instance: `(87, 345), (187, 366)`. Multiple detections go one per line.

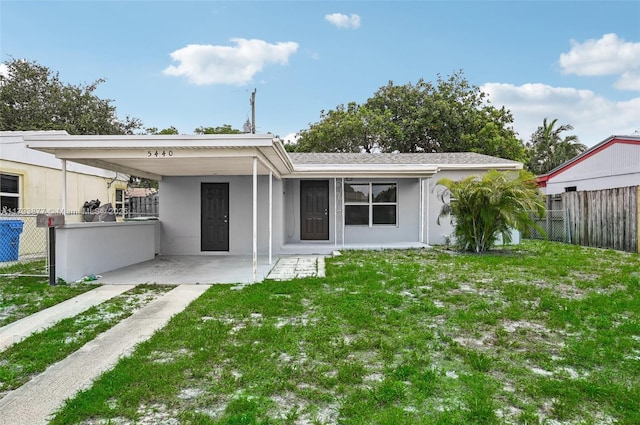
(288, 152), (521, 166)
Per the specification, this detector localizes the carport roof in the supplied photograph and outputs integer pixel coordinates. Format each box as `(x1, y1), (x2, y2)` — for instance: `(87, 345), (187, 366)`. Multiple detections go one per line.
(24, 133), (294, 181)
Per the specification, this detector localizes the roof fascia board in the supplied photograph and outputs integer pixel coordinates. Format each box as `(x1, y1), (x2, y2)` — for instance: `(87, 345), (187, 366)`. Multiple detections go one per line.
(437, 163), (523, 171)
(24, 134), (276, 149)
(292, 163), (437, 173)
(287, 164), (438, 179)
(37, 148), (267, 160)
(271, 139), (295, 173)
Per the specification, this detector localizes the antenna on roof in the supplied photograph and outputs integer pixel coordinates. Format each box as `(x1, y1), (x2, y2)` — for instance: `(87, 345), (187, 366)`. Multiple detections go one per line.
(250, 88), (256, 134)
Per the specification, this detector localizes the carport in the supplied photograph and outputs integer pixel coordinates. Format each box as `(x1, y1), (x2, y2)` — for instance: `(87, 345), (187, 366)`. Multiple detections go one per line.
(25, 133), (293, 283)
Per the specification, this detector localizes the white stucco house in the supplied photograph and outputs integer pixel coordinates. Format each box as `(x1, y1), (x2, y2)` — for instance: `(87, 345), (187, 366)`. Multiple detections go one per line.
(23, 132), (523, 282)
(1, 131), (128, 260)
(537, 135), (640, 195)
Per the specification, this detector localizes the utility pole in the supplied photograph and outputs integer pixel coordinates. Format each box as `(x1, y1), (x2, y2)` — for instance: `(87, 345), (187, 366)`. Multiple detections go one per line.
(250, 88), (256, 134)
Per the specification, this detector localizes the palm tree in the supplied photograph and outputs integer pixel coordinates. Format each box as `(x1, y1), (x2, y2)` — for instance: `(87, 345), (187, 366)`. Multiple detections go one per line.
(437, 169), (546, 253)
(527, 118), (587, 175)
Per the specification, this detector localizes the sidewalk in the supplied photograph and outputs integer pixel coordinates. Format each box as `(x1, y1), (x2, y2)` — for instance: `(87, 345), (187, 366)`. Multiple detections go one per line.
(0, 284), (210, 425)
(0, 284), (135, 352)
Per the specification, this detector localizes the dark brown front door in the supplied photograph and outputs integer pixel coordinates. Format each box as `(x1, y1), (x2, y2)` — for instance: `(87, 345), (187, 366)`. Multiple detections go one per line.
(201, 183), (229, 251)
(300, 180), (329, 240)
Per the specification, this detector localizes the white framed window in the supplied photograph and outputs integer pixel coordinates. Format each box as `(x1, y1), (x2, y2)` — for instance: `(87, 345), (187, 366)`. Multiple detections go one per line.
(115, 188), (125, 217)
(344, 182), (397, 226)
(1, 174), (20, 213)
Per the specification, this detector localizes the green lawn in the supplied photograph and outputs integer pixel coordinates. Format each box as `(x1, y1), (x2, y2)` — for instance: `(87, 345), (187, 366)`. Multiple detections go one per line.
(43, 241), (640, 424)
(0, 260), (98, 327)
(0, 284), (172, 398)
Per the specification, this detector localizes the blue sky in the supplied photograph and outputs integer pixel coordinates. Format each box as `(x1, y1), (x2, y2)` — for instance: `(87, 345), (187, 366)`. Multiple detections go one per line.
(1, 1), (639, 148)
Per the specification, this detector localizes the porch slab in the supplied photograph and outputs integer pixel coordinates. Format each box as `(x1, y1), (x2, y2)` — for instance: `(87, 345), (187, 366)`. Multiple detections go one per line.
(267, 256), (326, 280)
(94, 255), (277, 285)
(278, 242), (430, 255)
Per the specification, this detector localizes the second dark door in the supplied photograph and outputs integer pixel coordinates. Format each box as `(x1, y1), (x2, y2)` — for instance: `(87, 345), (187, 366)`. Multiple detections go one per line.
(300, 180), (329, 240)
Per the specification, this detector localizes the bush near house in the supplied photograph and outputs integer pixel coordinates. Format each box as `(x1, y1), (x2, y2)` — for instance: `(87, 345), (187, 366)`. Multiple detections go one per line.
(437, 169), (546, 253)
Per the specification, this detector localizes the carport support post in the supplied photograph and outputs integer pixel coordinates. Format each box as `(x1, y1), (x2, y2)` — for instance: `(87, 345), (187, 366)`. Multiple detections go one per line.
(252, 157), (258, 281)
(268, 170), (273, 265)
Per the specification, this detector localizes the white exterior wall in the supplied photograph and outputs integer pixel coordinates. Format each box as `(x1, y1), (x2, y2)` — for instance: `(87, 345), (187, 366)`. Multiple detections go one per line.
(159, 175), (283, 255)
(56, 221), (157, 282)
(283, 178), (424, 246)
(1, 132), (127, 221)
(427, 170), (467, 245)
(543, 142), (640, 195)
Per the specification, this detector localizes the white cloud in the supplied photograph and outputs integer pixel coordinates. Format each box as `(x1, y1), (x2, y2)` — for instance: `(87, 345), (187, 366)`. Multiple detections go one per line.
(559, 33), (640, 91)
(325, 13), (361, 29)
(482, 82), (640, 147)
(281, 132), (299, 145)
(163, 38), (299, 85)
(0, 63), (8, 78)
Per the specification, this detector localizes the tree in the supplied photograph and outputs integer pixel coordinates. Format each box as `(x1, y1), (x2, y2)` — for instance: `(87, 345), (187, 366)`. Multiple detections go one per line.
(526, 118), (586, 175)
(194, 124), (243, 134)
(145, 126), (179, 135)
(295, 102), (391, 153)
(295, 70), (526, 161)
(0, 58), (142, 134)
(437, 169), (546, 253)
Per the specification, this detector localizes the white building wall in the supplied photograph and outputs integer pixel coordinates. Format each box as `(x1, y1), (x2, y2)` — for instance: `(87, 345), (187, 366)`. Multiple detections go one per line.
(56, 221), (157, 282)
(427, 170), (467, 245)
(159, 175), (283, 256)
(544, 142), (640, 195)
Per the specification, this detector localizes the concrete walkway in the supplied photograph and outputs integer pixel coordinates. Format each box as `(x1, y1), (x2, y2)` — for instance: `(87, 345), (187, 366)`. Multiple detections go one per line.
(0, 284), (135, 352)
(0, 284), (210, 425)
(266, 255), (326, 280)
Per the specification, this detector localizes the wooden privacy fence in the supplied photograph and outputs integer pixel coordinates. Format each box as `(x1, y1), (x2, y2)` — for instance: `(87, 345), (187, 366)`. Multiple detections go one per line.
(562, 186), (638, 253)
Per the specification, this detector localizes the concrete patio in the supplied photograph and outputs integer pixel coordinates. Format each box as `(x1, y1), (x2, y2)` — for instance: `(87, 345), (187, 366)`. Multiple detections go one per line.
(93, 254), (327, 285)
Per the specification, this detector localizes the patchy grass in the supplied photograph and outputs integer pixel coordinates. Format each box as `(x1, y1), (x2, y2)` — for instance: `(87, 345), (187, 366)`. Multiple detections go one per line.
(0, 284), (172, 397)
(0, 260), (98, 327)
(50, 241), (639, 424)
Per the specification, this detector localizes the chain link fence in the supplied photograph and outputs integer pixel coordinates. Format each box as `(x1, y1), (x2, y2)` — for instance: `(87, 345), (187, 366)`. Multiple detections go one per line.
(0, 214), (49, 276)
(526, 209), (571, 243)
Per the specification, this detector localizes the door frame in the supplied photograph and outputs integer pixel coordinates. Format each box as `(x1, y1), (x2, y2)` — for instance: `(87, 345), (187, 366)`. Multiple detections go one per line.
(300, 180), (330, 241)
(201, 182), (230, 251)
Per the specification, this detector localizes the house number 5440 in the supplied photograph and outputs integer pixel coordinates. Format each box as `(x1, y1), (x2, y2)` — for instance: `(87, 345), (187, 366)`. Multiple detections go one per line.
(147, 150), (173, 157)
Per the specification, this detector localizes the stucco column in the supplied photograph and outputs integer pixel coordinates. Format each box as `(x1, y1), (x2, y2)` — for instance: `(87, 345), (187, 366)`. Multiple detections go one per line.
(61, 159), (67, 216)
(419, 178), (424, 244)
(426, 177), (431, 246)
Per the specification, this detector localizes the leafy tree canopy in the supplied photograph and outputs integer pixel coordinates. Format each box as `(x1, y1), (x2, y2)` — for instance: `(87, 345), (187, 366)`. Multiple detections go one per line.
(144, 126), (179, 135)
(0, 58), (141, 135)
(194, 124), (243, 134)
(437, 169), (546, 253)
(526, 118), (587, 175)
(295, 70), (526, 161)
